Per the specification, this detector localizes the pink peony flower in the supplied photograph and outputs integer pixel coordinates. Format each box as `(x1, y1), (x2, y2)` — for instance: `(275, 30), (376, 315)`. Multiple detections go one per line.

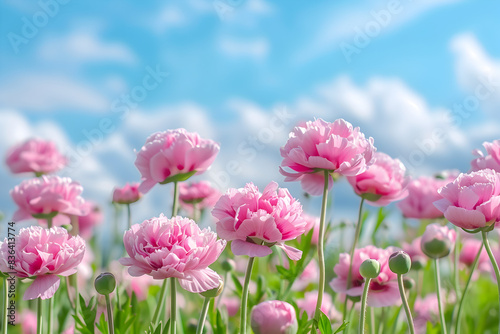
(402, 237), (427, 270)
(414, 294), (439, 334)
(293, 260), (319, 291)
(218, 296), (240, 317)
(5, 138), (67, 175)
(433, 169), (500, 230)
(19, 310), (37, 334)
(0, 226), (86, 300)
(251, 300), (298, 334)
(279, 118), (376, 196)
(112, 183), (142, 204)
(471, 140), (500, 172)
(300, 213), (320, 245)
(212, 181), (306, 260)
(10, 175), (87, 226)
(119, 214), (226, 293)
(347, 152), (408, 206)
(77, 201), (103, 239)
(397, 172), (459, 219)
(460, 238), (489, 269)
(297, 291), (341, 321)
(420, 223), (456, 259)
(179, 181), (221, 213)
(134, 129), (220, 193)
(329, 245), (400, 307)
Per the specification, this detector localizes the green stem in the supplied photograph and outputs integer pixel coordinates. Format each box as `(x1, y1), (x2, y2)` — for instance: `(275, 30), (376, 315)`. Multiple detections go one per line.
(482, 230), (500, 334)
(343, 197), (366, 321)
(453, 226), (461, 300)
(170, 277), (177, 334)
(47, 216), (53, 229)
(196, 297), (211, 334)
(398, 274), (415, 334)
(240, 256), (256, 334)
(105, 294), (115, 334)
(172, 181), (179, 217)
(313, 170), (330, 325)
(47, 297), (53, 334)
(126, 203), (132, 230)
(359, 277), (372, 334)
(37, 297), (43, 334)
(3, 277), (7, 334)
(455, 243), (483, 334)
(152, 279), (168, 326)
(370, 308), (375, 334)
(435, 259), (448, 334)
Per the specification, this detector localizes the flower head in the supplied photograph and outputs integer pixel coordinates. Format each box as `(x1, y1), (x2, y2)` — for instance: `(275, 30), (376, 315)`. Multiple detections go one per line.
(397, 172), (459, 219)
(347, 152), (408, 206)
(0, 226), (85, 300)
(212, 181), (306, 260)
(5, 138), (67, 175)
(119, 214), (226, 293)
(251, 300), (298, 334)
(402, 237), (427, 270)
(112, 183), (142, 204)
(330, 245), (400, 307)
(10, 175), (87, 226)
(433, 169), (500, 230)
(77, 201), (102, 239)
(471, 140), (500, 172)
(420, 223), (456, 259)
(179, 181), (221, 213)
(134, 129), (219, 193)
(280, 118), (376, 195)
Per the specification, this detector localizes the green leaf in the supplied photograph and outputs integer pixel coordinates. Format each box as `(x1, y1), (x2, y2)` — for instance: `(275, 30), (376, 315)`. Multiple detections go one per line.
(159, 171), (197, 184)
(371, 207), (389, 244)
(230, 272), (243, 297)
(276, 265), (294, 280)
(318, 311), (333, 334)
(333, 321), (349, 334)
(96, 312), (109, 334)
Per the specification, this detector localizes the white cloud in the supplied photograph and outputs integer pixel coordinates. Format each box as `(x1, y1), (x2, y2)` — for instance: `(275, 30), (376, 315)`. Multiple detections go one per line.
(218, 37), (269, 59)
(0, 74), (109, 112)
(450, 33), (500, 115)
(38, 30), (137, 64)
(293, 76), (470, 174)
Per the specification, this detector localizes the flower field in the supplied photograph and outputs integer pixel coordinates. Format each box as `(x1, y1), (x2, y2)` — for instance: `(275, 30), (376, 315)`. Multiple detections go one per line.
(2, 121), (500, 334)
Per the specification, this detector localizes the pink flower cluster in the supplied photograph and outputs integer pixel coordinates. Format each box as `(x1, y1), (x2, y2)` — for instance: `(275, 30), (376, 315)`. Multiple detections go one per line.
(5, 138), (67, 175)
(11, 175), (87, 226)
(212, 181), (306, 260)
(280, 118), (376, 195)
(135, 129), (220, 193)
(120, 214), (226, 293)
(0, 226), (85, 300)
(330, 245), (400, 307)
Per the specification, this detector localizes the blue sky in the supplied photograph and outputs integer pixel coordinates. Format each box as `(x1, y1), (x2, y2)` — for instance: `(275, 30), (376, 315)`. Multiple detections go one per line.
(1, 0), (500, 232)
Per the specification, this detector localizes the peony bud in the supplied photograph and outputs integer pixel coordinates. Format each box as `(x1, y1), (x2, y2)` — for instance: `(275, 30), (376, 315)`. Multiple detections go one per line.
(359, 259), (381, 279)
(389, 251), (412, 275)
(420, 224), (456, 259)
(94, 272), (116, 295)
(251, 300), (298, 334)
